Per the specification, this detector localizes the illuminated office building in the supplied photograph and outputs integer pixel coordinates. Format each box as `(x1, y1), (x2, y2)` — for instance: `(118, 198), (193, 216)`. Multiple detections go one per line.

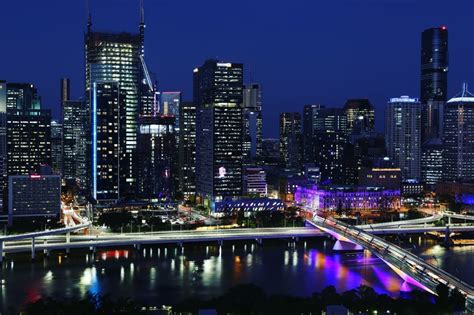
(243, 84), (263, 162)
(7, 109), (51, 176)
(194, 60), (244, 205)
(421, 137), (443, 186)
(51, 120), (62, 175)
(303, 104), (325, 162)
(178, 101), (196, 199)
(137, 116), (176, 201)
(62, 100), (88, 187)
(6, 83), (41, 110)
(90, 81), (125, 203)
(385, 96), (421, 181)
(344, 99), (375, 135)
(85, 4), (149, 198)
(280, 112), (302, 169)
(443, 85), (474, 182)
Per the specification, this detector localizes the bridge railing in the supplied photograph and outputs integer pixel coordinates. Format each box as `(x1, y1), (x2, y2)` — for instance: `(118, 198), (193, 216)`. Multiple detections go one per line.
(311, 215), (474, 306)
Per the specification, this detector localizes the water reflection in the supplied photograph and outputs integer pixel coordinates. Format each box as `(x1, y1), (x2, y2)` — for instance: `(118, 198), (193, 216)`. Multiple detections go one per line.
(3, 239), (470, 313)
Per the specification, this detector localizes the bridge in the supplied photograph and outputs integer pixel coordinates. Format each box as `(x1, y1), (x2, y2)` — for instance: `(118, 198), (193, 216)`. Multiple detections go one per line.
(308, 215), (474, 311)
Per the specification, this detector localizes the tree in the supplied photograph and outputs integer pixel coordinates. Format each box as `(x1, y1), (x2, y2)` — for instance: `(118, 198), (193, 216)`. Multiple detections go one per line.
(97, 212), (133, 232)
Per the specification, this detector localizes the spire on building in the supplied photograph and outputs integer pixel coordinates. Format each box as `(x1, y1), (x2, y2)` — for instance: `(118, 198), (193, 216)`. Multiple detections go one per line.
(86, 0), (92, 33)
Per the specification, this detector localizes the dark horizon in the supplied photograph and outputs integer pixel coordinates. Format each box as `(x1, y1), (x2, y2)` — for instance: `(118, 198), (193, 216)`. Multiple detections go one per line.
(1, 0), (473, 137)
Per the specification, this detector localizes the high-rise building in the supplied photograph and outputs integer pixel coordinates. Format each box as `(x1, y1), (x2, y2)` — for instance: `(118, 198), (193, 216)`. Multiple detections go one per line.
(0, 81), (6, 209)
(420, 26), (448, 142)
(6, 83), (41, 110)
(90, 81), (125, 203)
(62, 100), (88, 188)
(194, 60), (244, 205)
(7, 109), (52, 176)
(85, 7), (148, 199)
(178, 101), (196, 199)
(51, 120), (62, 175)
(442, 85), (474, 182)
(421, 137), (443, 186)
(313, 132), (348, 185)
(137, 116), (176, 201)
(385, 96), (421, 181)
(60, 78), (70, 107)
(344, 99), (375, 135)
(243, 84), (263, 162)
(280, 112), (302, 169)
(303, 104), (325, 162)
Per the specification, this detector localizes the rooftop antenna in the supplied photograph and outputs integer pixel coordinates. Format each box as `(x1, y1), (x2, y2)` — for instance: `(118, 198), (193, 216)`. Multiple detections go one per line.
(139, 0), (145, 57)
(86, 0), (92, 33)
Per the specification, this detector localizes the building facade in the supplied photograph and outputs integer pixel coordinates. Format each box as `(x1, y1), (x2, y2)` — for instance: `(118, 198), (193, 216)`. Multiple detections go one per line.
(442, 85), (474, 182)
(385, 96), (421, 181)
(243, 83), (263, 162)
(51, 120), (62, 175)
(194, 60), (244, 206)
(243, 167), (267, 197)
(62, 100), (88, 188)
(8, 174), (61, 225)
(344, 99), (375, 135)
(137, 116), (176, 201)
(178, 101), (196, 199)
(279, 112), (302, 169)
(421, 26), (448, 142)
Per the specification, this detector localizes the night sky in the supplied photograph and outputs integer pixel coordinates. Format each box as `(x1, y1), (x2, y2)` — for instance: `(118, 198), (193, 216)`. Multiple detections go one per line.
(1, 0), (473, 137)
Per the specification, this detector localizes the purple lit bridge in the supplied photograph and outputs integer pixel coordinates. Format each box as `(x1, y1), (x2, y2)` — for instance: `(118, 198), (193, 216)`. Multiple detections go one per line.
(308, 215), (474, 311)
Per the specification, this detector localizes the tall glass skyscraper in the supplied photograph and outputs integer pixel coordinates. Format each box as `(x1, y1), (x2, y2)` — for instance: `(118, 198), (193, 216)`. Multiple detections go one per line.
(194, 60), (244, 206)
(385, 96), (421, 181)
(420, 26), (448, 142)
(178, 101), (196, 199)
(85, 7), (150, 199)
(279, 112), (303, 169)
(344, 99), (375, 135)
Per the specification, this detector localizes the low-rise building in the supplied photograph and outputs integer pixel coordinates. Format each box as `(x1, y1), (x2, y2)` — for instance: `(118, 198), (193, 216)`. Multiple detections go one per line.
(213, 198), (284, 216)
(295, 184), (400, 212)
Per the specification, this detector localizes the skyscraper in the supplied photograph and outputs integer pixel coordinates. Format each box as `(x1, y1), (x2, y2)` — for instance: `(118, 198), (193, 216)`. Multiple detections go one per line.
(85, 6), (148, 199)
(51, 120), (62, 175)
(344, 99), (375, 135)
(385, 96), (421, 181)
(0, 81), (7, 209)
(62, 99), (87, 188)
(421, 137), (443, 186)
(194, 60), (244, 205)
(279, 112), (302, 169)
(178, 101), (196, 199)
(91, 81), (125, 203)
(137, 116), (176, 201)
(303, 104), (325, 162)
(442, 84), (474, 182)
(243, 84), (263, 162)
(420, 26), (448, 141)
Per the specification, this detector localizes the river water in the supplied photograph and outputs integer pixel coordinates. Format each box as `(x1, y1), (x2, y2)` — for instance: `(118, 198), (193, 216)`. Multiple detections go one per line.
(1, 237), (473, 312)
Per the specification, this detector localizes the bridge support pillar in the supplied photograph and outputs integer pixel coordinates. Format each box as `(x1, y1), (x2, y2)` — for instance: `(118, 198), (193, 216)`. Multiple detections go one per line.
(218, 240), (223, 247)
(0, 241), (3, 263)
(443, 226), (454, 247)
(255, 238), (262, 245)
(135, 243), (141, 250)
(43, 240), (49, 256)
(31, 237), (36, 260)
(400, 281), (413, 293)
(332, 240), (363, 251)
(66, 232), (71, 254)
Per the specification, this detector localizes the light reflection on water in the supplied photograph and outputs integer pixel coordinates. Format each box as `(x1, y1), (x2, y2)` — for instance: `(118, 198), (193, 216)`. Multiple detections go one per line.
(2, 238), (471, 312)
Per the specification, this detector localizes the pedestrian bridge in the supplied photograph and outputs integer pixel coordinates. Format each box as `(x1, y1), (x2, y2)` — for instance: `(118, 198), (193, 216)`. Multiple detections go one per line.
(308, 215), (474, 311)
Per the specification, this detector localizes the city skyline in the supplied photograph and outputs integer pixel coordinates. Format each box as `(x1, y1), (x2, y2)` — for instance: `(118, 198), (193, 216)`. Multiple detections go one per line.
(1, 0), (473, 137)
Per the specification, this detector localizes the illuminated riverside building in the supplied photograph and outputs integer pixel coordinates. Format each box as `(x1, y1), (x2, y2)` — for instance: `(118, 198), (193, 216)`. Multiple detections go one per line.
(194, 60), (244, 206)
(280, 112), (302, 169)
(421, 138), (443, 186)
(137, 116), (176, 201)
(243, 84), (263, 162)
(85, 6), (149, 198)
(385, 96), (421, 181)
(442, 85), (474, 182)
(295, 185), (400, 212)
(243, 167), (267, 197)
(178, 101), (196, 199)
(358, 167), (401, 190)
(91, 82), (125, 203)
(344, 99), (375, 135)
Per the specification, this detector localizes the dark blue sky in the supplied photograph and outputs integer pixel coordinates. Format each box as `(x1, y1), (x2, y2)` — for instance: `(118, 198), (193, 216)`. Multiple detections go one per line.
(1, 0), (473, 137)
